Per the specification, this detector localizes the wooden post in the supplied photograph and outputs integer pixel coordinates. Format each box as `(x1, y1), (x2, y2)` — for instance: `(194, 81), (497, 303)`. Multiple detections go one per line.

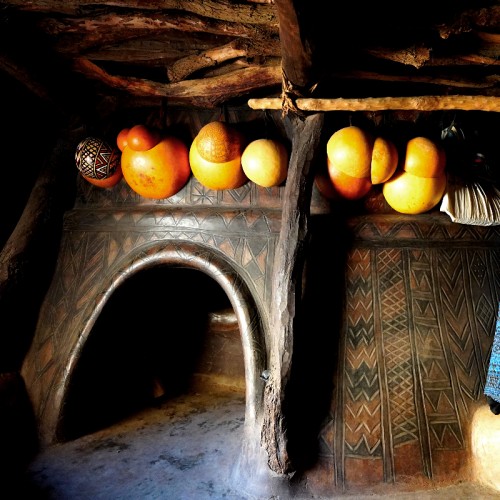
(262, 0), (323, 475)
(262, 112), (324, 474)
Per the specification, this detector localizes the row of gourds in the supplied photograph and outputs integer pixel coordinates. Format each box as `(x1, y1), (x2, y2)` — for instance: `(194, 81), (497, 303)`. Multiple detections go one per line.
(75, 121), (447, 214)
(75, 121), (288, 198)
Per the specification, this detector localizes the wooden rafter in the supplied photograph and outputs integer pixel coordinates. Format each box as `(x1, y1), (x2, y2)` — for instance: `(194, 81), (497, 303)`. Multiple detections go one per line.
(249, 95), (500, 113)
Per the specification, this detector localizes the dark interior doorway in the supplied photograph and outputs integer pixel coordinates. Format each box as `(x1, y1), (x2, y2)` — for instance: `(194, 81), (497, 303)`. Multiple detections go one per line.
(60, 266), (237, 441)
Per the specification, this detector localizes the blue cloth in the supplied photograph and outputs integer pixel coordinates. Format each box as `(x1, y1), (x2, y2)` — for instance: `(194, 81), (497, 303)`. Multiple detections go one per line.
(485, 302), (500, 405)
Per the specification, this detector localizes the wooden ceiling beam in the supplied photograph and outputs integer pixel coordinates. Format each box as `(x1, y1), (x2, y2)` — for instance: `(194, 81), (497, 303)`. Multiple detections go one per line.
(249, 95), (500, 113)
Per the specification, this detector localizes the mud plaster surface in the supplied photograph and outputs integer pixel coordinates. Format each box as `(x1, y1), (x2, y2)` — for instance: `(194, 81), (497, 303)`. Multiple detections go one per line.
(17, 390), (500, 499)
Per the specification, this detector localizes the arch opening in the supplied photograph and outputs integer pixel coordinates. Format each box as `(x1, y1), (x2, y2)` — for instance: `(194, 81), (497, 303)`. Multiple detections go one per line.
(61, 266), (246, 441)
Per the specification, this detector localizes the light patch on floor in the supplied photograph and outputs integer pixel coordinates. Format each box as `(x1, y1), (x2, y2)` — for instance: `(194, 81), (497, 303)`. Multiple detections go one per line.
(22, 390), (248, 499)
(17, 390), (500, 499)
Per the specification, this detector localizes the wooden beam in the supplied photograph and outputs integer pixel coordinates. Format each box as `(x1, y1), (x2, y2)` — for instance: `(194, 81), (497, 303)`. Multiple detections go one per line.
(166, 38), (280, 82)
(74, 57), (281, 107)
(1, 0), (278, 24)
(40, 11), (278, 53)
(274, 0), (315, 90)
(248, 95), (500, 112)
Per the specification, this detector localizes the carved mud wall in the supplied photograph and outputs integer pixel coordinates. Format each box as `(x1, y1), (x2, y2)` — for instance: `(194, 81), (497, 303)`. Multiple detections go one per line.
(21, 175), (287, 447)
(308, 214), (500, 495)
(20, 172), (500, 495)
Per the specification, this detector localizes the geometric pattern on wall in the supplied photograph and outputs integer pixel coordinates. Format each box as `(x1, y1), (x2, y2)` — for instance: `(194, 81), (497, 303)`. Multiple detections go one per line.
(63, 207), (280, 308)
(25, 155), (500, 494)
(22, 202), (281, 445)
(320, 215), (500, 493)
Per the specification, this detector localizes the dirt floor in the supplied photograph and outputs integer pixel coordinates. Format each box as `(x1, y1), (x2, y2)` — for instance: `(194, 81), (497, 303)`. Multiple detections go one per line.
(14, 389), (500, 499)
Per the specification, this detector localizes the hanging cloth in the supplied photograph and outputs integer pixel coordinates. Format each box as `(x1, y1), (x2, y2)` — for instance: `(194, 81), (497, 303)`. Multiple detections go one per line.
(485, 302), (500, 414)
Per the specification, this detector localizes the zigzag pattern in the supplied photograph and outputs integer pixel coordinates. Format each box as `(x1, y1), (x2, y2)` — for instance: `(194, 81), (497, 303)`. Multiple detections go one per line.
(26, 202), (500, 491)
(436, 248), (488, 401)
(344, 432), (382, 456)
(408, 249), (463, 451)
(467, 251), (498, 376)
(378, 249), (418, 448)
(319, 222), (500, 488)
(347, 322), (375, 351)
(29, 215), (274, 423)
(343, 248), (382, 458)
(67, 208), (277, 237)
(429, 421), (463, 449)
(345, 363), (379, 401)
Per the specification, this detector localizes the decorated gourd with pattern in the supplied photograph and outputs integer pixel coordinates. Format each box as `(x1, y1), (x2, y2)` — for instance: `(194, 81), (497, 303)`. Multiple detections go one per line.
(75, 137), (120, 180)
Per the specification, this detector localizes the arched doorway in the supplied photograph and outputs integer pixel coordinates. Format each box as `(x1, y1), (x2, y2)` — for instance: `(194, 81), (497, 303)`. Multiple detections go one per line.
(22, 240), (268, 453)
(60, 265), (244, 440)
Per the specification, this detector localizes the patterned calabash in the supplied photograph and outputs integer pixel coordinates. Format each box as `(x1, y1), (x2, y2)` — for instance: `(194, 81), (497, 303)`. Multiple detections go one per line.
(75, 137), (120, 180)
